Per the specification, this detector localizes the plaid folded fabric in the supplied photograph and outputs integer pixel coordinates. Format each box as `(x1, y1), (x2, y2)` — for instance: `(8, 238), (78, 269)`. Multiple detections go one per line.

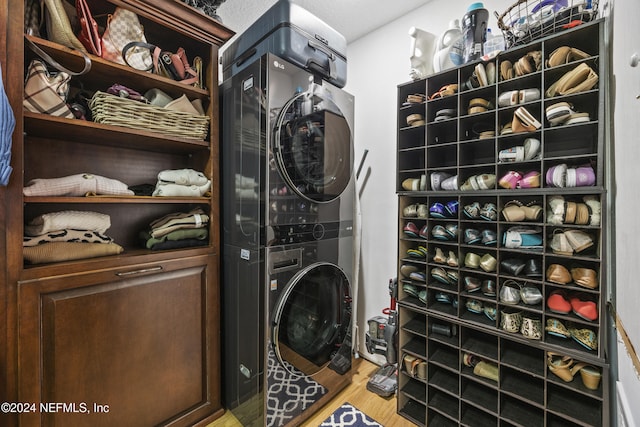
(25, 210), (111, 236)
(23, 173), (134, 196)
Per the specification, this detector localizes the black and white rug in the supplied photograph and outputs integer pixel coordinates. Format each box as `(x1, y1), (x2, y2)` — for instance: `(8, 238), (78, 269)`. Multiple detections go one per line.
(266, 345), (327, 427)
(319, 403), (383, 427)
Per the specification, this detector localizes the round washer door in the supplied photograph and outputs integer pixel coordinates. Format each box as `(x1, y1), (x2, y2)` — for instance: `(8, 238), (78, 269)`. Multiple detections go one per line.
(272, 262), (351, 377)
(273, 90), (352, 203)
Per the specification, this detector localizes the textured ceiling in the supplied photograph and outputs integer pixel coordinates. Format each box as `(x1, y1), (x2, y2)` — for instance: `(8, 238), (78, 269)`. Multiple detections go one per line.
(216, 0), (433, 43)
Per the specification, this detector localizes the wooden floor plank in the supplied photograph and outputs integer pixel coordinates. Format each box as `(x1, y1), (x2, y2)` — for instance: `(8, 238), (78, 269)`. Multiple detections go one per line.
(207, 358), (415, 426)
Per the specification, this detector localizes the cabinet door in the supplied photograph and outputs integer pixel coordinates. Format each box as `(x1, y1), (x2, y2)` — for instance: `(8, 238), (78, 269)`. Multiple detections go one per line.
(18, 255), (221, 427)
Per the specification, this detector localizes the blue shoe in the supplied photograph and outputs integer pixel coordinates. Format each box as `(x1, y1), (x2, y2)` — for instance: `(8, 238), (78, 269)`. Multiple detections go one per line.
(445, 200), (459, 217)
(429, 202), (447, 218)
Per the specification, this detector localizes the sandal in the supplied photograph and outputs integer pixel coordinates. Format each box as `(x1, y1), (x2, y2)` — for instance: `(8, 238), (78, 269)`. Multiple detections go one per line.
(431, 225), (452, 241)
(502, 200), (526, 222)
(447, 251), (459, 267)
(464, 252), (481, 269)
(521, 202), (543, 221)
(564, 229), (594, 253)
(482, 279), (496, 296)
(547, 290), (571, 314)
(499, 280), (521, 305)
(433, 247), (447, 264)
(519, 282), (542, 305)
(549, 230), (574, 256)
(431, 267), (450, 284)
(419, 224), (429, 239)
(546, 352), (601, 389)
(523, 137), (541, 160)
(568, 324), (598, 351)
(518, 171), (541, 189)
(463, 202), (481, 219)
(407, 248), (425, 258)
(546, 263), (572, 284)
(502, 226), (543, 249)
(418, 289), (428, 305)
(545, 318), (570, 338)
(409, 271), (427, 282)
(403, 282), (419, 298)
(481, 229), (498, 245)
(570, 295), (598, 321)
(403, 222), (420, 237)
(479, 253), (497, 272)
(571, 266), (598, 289)
(479, 203), (497, 221)
(547, 352), (575, 382)
(514, 50), (542, 76)
(464, 228), (482, 244)
(429, 83), (458, 100)
(465, 298), (483, 314)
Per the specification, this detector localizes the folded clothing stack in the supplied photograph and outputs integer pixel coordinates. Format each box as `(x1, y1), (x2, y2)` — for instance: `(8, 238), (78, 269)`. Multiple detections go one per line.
(152, 168), (211, 197)
(23, 173), (134, 196)
(141, 207), (209, 250)
(23, 210), (123, 264)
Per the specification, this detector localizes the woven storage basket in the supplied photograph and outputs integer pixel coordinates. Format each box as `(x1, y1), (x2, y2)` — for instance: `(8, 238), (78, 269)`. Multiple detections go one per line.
(497, 0), (598, 49)
(89, 91), (209, 140)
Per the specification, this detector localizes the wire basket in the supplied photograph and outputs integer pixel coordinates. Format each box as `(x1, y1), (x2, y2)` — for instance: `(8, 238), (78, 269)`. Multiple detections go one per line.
(497, 0), (599, 49)
(89, 91), (210, 140)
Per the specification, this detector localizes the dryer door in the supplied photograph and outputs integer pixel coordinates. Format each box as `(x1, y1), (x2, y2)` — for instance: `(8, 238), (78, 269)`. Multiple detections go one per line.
(272, 87), (352, 204)
(271, 262), (351, 377)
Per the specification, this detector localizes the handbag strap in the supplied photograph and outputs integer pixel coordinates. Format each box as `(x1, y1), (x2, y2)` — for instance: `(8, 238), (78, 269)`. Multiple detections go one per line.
(24, 35), (92, 76)
(122, 41), (160, 72)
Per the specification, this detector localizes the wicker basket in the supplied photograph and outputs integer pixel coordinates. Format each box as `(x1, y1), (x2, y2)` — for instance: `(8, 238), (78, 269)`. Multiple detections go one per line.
(89, 91), (210, 140)
(497, 0), (599, 49)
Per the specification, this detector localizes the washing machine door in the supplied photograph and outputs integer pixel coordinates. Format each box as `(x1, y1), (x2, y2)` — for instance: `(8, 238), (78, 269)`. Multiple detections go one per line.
(272, 262), (351, 377)
(272, 86), (352, 204)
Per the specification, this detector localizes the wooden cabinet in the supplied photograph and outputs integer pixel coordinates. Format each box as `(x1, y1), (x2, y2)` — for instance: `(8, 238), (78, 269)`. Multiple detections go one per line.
(18, 255), (219, 427)
(395, 20), (609, 426)
(1, 1), (233, 426)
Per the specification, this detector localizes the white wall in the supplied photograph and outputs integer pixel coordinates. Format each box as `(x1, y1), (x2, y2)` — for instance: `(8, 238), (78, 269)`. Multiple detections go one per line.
(344, 0), (514, 364)
(609, 0), (640, 424)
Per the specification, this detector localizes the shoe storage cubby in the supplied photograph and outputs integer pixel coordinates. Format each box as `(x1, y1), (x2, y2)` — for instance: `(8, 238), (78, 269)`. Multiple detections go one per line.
(396, 20), (609, 426)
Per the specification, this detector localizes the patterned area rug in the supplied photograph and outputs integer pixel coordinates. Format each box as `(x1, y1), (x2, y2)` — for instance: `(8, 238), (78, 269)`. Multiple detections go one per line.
(319, 403), (383, 427)
(266, 345), (327, 427)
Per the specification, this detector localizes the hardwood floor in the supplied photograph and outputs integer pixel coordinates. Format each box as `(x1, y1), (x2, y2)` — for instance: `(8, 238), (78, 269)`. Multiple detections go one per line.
(206, 357), (415, 426)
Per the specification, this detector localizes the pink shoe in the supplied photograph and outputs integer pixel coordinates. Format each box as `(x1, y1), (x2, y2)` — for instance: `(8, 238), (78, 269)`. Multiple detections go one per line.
(566, 165), (595, 187)
(545, 164), (567, 188)
(498, 171), (522, 189)
(518, 171), (541, 188)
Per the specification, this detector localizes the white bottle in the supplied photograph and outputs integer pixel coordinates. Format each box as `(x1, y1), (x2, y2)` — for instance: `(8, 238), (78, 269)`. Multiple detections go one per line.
(409, 26), (437, 80)
(483, 28), (506, 59)
(433, 20), (463, 73)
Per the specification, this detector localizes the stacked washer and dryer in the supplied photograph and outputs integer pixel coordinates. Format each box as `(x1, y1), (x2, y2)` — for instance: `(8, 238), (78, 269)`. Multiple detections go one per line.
(220, 1), (355, 426)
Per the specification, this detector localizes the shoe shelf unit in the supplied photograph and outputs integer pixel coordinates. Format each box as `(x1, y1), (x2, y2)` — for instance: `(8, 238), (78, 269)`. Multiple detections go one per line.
(395, 20), (609, 427)
(2, 1), (233, 426)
